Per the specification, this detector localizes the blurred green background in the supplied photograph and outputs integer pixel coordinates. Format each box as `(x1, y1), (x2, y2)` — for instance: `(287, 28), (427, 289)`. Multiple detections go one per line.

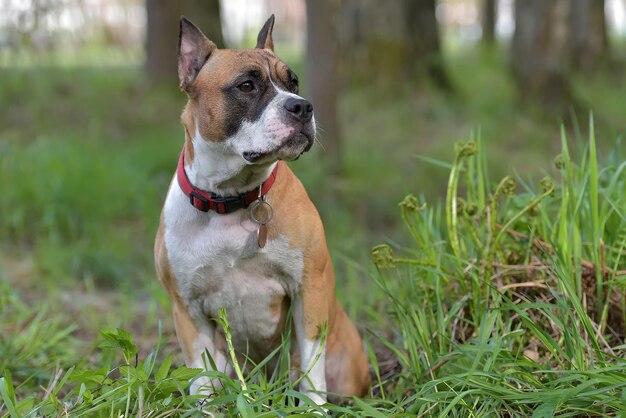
(1, 0), (625, 349)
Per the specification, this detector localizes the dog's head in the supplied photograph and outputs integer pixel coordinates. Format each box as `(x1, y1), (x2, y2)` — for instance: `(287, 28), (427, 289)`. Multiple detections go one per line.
(178, 15), (315, 165)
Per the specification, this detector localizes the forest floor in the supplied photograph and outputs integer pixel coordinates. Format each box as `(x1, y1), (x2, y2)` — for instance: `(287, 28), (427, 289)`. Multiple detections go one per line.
(1, 47), (626, 416)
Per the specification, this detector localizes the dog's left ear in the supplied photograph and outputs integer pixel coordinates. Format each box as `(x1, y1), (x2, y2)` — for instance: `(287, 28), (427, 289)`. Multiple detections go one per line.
(256, 15), (275, 51)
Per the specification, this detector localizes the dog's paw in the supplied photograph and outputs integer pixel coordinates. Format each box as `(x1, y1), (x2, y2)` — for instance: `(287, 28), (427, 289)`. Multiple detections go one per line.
(298, 393), (329, 416)
(299, 406), (329, 417)
(195, 397), (219, 416)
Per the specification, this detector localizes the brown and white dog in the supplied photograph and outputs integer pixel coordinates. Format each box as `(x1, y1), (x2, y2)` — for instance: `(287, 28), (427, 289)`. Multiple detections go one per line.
(154, 15), (371, 405)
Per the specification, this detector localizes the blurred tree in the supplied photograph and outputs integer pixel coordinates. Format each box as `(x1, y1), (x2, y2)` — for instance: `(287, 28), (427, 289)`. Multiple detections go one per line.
(146, 0), (183, 85)
(482, 0), (497, 44)
(146, 0), (223, 84)
(511, 0), (572, 111)
(569, 0), (608, 74)
(184, 0), (224, 47)
(305, 0), (341, 177)
(404, 0), (452, 90)
(337, 0), (450, 89)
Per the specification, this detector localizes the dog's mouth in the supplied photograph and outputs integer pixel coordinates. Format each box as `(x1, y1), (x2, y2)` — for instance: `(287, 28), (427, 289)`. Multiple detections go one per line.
(242, 131), (314, 164)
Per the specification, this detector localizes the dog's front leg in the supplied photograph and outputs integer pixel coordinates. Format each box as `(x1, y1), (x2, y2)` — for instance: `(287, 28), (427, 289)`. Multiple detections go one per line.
(293, 289), (329, 406)
(172, 301), (232, 398)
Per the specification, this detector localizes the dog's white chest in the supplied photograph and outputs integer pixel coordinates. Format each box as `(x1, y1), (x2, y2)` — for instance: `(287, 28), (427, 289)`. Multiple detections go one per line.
(162, 185), (303, 356)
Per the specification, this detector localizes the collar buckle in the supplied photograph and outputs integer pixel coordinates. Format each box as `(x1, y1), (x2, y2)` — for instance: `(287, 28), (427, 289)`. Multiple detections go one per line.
(189, 191), (209, 212)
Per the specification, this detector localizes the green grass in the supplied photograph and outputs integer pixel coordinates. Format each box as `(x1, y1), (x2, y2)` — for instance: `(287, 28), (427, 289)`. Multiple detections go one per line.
(0, 67), (185, 286)
(1, 49), (626, 416)
(367, 125), (626, 416)
(2, 126), (626, 416)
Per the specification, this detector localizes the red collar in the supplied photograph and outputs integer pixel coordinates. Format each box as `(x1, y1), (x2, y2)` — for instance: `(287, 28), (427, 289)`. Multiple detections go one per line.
(176, 148), (278, 214)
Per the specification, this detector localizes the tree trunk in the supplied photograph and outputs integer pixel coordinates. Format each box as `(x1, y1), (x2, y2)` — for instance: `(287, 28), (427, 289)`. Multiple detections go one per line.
(511, 0), (571, 111)
(482, 0), (497, 44)
(146, 0), (184, 85)
(404, 0), (451, 90)
(184, 0), (224, 47)
(569, 0), (608, 74)
(306, 0), (341, 177)
(336, 0), (451, 89)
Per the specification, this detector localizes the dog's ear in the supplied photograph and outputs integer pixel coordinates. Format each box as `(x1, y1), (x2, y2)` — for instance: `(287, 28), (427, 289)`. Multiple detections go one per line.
(178, 16), (217, 91)
(256, 15), (275, 51)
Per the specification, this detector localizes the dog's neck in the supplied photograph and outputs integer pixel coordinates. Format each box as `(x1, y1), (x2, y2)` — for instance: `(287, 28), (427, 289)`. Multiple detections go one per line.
(183, 125), (276, 197)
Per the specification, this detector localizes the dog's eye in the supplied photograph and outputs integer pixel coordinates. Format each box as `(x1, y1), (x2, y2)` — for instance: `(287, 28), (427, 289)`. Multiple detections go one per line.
(238, 81), (255, 93)
(289, 75), (299, 92)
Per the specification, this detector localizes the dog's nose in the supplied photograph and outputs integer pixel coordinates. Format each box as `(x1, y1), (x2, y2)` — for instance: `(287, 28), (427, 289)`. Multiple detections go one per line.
(284, 98), (313, 122)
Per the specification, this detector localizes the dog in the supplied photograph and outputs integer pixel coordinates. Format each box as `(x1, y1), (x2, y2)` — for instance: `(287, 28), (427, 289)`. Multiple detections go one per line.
(154, 15), (371, 405)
